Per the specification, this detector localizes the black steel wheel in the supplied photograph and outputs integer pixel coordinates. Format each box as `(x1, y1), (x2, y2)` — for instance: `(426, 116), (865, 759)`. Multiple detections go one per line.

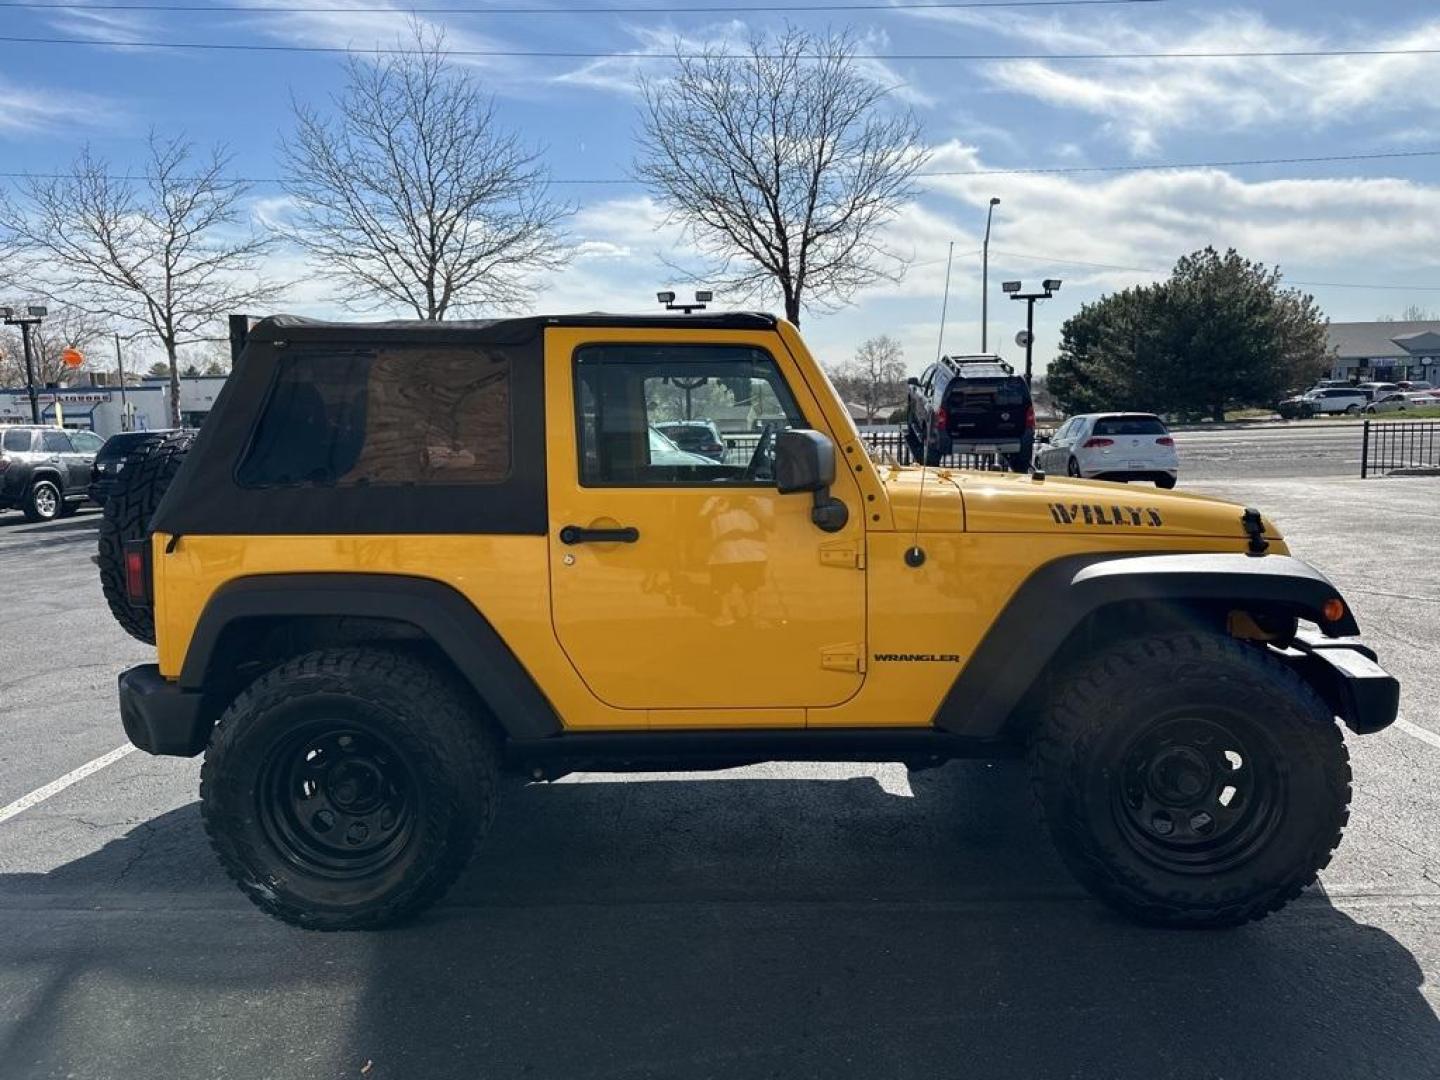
(1030, 631), (1350, 928)
(202, 647), (498, 931)
(258, 723), (419, 879)
(1112, 714), (1282, 875)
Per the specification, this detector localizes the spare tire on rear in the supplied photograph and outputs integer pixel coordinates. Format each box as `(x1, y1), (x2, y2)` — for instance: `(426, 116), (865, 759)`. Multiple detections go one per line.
(97, 431), (195, 644)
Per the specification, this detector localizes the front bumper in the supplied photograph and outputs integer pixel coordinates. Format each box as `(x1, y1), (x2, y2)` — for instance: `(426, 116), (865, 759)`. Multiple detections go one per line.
(1281, 632), (1399, 735)
(118, 664), (211, 756)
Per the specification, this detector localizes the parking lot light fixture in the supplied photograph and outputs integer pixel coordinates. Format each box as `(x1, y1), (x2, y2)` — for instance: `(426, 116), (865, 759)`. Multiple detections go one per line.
(1006, 280), (1061, 386)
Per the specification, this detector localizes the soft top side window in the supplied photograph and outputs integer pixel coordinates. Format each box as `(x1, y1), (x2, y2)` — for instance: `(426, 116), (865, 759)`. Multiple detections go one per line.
(237, 346), (512, 488)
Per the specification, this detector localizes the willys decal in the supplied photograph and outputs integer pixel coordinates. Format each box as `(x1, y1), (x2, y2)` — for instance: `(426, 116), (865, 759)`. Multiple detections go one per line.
(1048, 503), (1164, 527)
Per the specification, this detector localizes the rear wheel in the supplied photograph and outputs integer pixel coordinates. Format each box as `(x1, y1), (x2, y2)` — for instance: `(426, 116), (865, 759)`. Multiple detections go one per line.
(96, 432), (193, 644)
(1066, 456), (1081, 478)
(201, 647), (498, 931)
(1155, 474), (1177, 489)
(1029, 632), (1350, 928)
(23, 479), (61, 522)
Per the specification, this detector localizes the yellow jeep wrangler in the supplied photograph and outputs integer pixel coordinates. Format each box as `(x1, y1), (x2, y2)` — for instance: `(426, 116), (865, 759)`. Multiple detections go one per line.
(100, 312), (1397, 931)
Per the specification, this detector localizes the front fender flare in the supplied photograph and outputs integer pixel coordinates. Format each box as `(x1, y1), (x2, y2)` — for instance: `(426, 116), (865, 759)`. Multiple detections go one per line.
(933, 552), (1359, 738)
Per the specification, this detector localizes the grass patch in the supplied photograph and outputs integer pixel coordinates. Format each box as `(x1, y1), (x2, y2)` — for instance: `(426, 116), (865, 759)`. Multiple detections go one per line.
(1374, 406), (1440, 420)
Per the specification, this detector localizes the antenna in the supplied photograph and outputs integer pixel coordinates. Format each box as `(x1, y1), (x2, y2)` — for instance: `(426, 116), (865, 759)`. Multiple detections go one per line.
(908, 242), (956, 568)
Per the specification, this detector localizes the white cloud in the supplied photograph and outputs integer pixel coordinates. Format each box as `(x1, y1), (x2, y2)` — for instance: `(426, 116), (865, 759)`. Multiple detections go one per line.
(0, 80), (123, 136)
(903, 7), (1440, 152)
(552, 20), (935, 107)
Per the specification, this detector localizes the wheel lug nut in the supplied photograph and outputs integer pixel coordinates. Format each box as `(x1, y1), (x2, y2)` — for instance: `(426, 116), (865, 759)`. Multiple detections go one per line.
(1190, 811), (1214, 834)
(346, 822), (369, 845)
(1150, 813), (1174, 836)
(313, 810), (335, 833)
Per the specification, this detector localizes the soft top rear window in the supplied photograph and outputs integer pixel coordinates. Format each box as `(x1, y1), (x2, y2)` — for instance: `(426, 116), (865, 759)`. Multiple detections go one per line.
(1094, 416), (1167, 436)
(237, 346), (511, 489)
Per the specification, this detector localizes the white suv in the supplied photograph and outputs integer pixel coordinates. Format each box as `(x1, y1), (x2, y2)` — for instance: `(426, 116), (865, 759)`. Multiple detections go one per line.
(1037, 413), (1179, 488)
(1304, 387), (1368, 415)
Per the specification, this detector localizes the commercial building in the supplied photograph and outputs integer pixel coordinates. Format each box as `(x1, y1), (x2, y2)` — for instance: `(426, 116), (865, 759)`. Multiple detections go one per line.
(0, 374), (228, 436)
(1326, 321), (1440, 384)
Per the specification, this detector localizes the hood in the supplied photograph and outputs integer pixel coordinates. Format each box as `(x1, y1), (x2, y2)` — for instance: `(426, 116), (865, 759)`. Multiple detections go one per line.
(877, 466), (966, 531)
(955, 471), (1274, 541)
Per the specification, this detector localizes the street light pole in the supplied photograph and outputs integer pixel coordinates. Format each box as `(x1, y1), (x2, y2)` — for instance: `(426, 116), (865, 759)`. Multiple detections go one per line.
(981, 197), (1000, 353)
(1001, 280), (1062, 386)
(1, 306), (47, 423)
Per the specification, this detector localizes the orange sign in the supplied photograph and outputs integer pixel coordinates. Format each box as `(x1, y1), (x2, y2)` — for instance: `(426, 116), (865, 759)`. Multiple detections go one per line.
(61, 346), (84, 368)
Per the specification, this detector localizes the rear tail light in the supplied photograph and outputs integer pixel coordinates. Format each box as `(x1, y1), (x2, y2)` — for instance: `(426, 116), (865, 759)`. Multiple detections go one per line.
(1024, 403), (1036, 430)
(124, 539), (151, 607)
(1082, 437), (1114, 448)
(1156, 436), (1175, 446)
(933, 404), (947, 429)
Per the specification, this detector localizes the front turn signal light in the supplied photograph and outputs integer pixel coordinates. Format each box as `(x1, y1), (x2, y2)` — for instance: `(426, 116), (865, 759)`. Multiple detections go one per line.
(1322, 598), (1345, 623)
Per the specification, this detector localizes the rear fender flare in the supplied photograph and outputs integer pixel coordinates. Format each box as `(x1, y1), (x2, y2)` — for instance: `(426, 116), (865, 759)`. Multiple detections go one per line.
(181, 573), (561, 739)
(933, 553), (1360, 738)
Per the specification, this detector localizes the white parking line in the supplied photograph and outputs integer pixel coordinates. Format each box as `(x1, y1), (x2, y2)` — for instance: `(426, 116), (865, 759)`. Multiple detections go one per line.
(0, 744), (135, 826)
(1396, 718), (1440, 752)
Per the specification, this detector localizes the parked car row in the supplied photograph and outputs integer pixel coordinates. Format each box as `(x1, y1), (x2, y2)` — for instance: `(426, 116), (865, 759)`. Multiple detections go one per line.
(0, 426), (178, 522)
(1278, 380), (1437, 418)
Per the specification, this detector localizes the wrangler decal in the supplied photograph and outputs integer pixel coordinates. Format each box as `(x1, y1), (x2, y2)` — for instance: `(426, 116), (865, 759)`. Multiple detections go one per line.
(1049, 503), (1164, 527)
(873, 653), (963, 663)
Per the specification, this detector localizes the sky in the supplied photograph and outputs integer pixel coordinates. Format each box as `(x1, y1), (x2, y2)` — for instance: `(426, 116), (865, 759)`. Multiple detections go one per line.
(1, 0), (1439, 376)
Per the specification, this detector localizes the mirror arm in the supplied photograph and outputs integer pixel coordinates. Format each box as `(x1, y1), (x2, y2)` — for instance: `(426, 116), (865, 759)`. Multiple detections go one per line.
(810, 487), (849, 533)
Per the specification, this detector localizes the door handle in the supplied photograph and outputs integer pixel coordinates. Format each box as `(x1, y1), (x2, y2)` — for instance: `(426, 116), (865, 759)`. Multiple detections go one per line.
(559, 525), (639, 545)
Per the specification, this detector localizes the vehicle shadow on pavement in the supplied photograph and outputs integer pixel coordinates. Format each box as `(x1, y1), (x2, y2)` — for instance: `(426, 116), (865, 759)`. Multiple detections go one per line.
(0, 760), (1436, 1080)
(0, 509), (101, 532)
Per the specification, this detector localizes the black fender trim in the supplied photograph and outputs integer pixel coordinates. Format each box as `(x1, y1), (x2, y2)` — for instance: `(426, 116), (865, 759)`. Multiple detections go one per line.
(934, 552), (1361, 738)
(181, 573), (562, 739)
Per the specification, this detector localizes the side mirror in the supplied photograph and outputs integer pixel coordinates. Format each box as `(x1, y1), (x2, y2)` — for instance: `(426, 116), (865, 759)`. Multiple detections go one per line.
(775, 429), (835, 494)
(775, 429), (848, 533)
(906, 376), (919, 387)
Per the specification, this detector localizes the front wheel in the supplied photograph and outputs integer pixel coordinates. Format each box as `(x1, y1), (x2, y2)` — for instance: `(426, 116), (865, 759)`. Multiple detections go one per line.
(23, 479), (61, 522)
(1066, 456), (1082, 478)
(1029, 632), (1350, 928)
(201, 647), (498, 930)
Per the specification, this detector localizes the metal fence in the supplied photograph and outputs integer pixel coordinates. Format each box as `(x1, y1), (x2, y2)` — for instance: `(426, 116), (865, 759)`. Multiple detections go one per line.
(721, 427), (1052, 471)
(1360, 419), (1440, 477)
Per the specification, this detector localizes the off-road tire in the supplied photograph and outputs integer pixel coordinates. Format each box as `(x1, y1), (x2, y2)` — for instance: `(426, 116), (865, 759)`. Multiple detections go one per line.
(1029, 631), (1350, 928)
(201, 647), (499, 931)
(96, 431), (193, 644)
(23, 478), (61, 522)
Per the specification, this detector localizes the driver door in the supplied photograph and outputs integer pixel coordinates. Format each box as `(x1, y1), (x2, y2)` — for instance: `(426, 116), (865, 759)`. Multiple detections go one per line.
(545, 329), (867, 723)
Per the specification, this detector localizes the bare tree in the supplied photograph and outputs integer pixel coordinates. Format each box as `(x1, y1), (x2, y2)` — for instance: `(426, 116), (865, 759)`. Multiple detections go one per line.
(280, 23), (571, 320)
(1376, 305), (1438, 322)
(635, 26), (927, 326)
(0, 303), (109, 386)
(829, 334), (907, 423)
(0, 133), (277, 425)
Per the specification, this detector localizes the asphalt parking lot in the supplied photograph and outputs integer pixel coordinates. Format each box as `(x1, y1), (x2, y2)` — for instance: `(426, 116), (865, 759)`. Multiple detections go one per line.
(1, 467), (1439, 1080)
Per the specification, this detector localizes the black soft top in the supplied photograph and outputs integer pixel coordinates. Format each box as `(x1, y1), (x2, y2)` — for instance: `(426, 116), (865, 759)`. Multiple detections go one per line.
(155, 310), (779, 538)
(246, 311), (777, 348)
